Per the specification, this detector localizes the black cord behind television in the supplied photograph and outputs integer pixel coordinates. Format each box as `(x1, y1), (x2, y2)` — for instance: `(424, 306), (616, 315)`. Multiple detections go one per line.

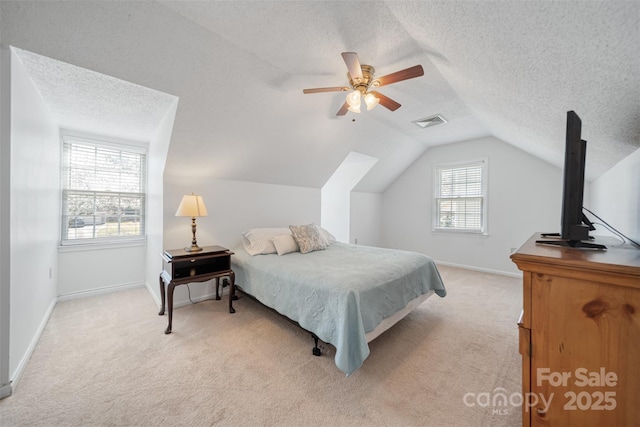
(536, 111), (607, 250)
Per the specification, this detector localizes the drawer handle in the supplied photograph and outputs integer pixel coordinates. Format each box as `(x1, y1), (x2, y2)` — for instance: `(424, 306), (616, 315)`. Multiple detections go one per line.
(190, 259), (196, 263)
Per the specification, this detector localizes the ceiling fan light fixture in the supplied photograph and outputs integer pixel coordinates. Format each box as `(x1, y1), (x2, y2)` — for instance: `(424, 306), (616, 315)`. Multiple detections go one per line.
(303, 52), (424, 117)
(364, 92), (379, 110)
(346, 90), (361, 107)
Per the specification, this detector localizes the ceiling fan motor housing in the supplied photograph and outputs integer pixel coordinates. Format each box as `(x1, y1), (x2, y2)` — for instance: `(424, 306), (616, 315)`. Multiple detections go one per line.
(349, 65), (378, 93)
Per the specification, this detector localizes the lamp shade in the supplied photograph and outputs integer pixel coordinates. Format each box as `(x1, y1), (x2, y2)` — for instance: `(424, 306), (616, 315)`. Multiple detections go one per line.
(175, 194), (208, 217)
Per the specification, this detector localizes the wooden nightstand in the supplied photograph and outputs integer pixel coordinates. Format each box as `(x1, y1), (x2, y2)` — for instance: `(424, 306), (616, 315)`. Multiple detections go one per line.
(158, 245), (235, 334)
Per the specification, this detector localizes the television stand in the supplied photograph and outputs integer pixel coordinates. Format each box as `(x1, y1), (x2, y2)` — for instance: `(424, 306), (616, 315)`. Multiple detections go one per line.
(511, 233), (640, 426)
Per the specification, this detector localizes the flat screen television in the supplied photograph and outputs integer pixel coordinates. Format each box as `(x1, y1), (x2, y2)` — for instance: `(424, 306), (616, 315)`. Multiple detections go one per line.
(536, 111), (606, 250)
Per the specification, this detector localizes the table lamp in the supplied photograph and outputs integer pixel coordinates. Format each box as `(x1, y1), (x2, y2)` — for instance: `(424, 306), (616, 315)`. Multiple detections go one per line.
(175, 193), (208, 252)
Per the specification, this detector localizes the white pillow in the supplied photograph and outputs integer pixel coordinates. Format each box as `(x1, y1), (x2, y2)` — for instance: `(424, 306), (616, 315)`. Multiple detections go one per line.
(242, 227), (291, 256)
(272, 234), (299, 256)
(317, 226), (337, 244)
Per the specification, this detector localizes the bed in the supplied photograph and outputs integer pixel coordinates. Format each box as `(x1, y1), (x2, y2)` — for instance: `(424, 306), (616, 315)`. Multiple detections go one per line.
(229, 226), (447, 376)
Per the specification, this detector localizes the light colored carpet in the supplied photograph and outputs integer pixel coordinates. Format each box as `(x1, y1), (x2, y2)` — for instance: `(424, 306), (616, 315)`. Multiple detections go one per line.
(0, 265), (522, 426)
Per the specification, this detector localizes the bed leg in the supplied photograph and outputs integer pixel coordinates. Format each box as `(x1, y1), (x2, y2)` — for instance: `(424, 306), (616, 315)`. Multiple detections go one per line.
(311, 334), (321, 356)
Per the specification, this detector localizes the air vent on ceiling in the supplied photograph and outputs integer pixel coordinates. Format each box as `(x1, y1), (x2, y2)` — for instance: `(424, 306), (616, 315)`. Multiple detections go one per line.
(412, 114), (447, 129)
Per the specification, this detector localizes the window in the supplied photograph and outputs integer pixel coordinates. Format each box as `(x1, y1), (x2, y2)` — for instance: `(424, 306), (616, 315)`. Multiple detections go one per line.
(434, 160), (487, 234)
(61, 135), (147, 244)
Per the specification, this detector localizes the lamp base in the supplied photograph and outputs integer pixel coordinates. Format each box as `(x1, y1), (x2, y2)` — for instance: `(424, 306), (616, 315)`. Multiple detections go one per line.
(184, 245), (203, 253)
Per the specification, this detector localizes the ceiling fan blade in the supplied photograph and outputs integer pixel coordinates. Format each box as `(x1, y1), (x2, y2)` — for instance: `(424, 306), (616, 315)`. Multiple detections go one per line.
(370, 91), (401, 111)
(336, 101), (349, 116)
(375, 65), (424, 87)
(341, 52), (363, 81)
(303, 86), (348, 94)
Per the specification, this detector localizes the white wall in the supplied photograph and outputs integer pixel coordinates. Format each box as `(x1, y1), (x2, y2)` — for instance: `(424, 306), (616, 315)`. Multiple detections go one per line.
(350, 192), (382, 246)
(382, 136), (563, 275)
(0, 42), (12, 398)
(9, 48), (60, 383)
(158, 176), (321, 305)
(321, 185), (350, 243)
(590, 147), (640, 244)
(321, 152), (378, 243)
(57, 244), (146, 298)
(145, 100), (178, 303)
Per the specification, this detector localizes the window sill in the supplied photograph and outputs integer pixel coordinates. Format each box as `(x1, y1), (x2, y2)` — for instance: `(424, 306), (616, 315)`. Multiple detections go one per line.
(58, 238), (146, 253)
(432, 229), (488, 238)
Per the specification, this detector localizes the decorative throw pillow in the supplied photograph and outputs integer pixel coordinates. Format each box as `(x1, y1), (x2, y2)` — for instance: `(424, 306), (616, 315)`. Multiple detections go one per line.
(272, 234), (299, 256)
(242, 227), (291, 256)
(289, 224), (328, 254)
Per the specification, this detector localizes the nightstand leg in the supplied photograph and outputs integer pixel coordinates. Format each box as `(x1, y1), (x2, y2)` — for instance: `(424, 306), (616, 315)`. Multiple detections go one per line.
(215, 277), (221, 300)
(165, 282), (175, 334)
(228, 271), (236, 314)
(158, 274), (166, 316)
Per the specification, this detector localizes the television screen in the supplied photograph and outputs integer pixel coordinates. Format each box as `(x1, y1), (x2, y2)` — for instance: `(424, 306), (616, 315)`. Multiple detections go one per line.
(561, 111), (589, 241)
(536, 111), (606, 250)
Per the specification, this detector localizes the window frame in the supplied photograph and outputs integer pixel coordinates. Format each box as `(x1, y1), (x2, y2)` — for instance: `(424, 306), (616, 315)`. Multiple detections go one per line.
(432, 158), (488, 235)
(59, 132), (148, 247)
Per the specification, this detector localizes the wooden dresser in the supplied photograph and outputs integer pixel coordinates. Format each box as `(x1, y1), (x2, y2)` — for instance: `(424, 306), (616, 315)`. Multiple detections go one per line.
(511, 233), (640, 426)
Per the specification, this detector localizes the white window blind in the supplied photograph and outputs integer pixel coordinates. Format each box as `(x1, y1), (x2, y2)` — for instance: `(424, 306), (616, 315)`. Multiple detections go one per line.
(61, 136), (147, 244)
(434, 160), (486, 233)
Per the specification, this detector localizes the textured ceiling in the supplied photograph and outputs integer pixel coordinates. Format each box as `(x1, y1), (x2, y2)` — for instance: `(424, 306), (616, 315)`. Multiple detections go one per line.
(1, 1), (638, 192)
(13, 47), (177, 143)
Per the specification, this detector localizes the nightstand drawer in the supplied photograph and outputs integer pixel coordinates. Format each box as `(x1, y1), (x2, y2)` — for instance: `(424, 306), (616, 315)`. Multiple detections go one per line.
(170, 255), (230, 280)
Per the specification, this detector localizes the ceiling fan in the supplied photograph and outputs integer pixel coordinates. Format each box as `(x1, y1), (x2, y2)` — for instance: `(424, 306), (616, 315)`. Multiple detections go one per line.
(303, 52), (424, 116)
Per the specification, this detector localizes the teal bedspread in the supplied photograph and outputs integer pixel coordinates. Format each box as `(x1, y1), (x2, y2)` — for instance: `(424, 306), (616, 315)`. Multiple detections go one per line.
(231, 243), (446, 375)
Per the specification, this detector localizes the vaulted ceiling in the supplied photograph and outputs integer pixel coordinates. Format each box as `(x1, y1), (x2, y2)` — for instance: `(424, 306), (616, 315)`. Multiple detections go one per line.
(2, 1), (638, 192)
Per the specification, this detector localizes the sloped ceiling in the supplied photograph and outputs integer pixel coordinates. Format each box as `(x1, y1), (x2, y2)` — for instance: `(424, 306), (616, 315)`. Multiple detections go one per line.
(1, 1), (638, 192)
(12, 47), (178, 143)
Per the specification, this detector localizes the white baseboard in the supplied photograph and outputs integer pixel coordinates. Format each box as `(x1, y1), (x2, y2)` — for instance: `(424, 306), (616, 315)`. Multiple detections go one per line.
(10, 296), (56, 392)
(145, 281), (162, 307)
(144, 281), (225, 310)
(57, 281), (145, 302)
(0, 383), (11, 399)
(173, 289), (222, 308)
(435, 260), (522, 278)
